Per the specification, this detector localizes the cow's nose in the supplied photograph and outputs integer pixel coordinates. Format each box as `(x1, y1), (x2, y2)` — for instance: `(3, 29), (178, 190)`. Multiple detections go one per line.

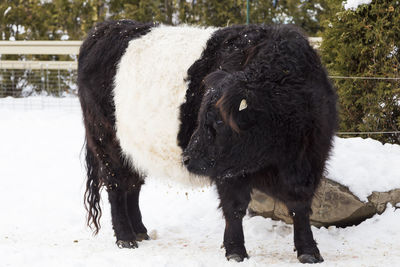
(182, 155), (191, 166)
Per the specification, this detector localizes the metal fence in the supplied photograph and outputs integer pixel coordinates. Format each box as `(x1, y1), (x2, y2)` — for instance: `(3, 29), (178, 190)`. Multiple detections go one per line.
(0, 41), (79, 109)
(0, 68), (77, 97)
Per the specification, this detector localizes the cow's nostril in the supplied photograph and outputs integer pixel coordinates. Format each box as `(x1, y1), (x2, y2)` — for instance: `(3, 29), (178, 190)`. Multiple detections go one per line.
(182, 155), (191, 166)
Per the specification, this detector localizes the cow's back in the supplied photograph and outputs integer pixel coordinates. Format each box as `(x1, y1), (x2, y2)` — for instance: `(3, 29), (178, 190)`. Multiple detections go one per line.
(113, 25), (216, 182)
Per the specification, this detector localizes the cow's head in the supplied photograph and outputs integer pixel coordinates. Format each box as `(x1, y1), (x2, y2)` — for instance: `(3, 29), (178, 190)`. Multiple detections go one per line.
(182, 28), (327, 179)
(182, 70), (272, 179)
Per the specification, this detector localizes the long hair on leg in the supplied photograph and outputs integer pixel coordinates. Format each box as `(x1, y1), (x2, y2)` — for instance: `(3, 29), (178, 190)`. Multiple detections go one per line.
(84, 142), (103, 235)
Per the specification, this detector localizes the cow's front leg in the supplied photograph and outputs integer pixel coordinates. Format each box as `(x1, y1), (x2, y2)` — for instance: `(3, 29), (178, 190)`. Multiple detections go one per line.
(216, 177), (251, 262)
(107, 189), (138, 248)
(287, 201), (323, 264)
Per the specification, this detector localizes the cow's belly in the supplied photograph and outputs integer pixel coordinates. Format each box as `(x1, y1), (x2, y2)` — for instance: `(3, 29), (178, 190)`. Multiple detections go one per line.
(113, 25), (215, 183)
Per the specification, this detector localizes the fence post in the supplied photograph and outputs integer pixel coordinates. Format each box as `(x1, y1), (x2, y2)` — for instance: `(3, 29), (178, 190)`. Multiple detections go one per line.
(11, 69), (15, 96)
(58, 69), (61, 95)
(46, 67), (49, 95)
(246, 0), (250, 24)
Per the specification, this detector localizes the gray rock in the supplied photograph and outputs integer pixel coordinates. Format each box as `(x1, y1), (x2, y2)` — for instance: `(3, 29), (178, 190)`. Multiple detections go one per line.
(248, 177), (400, 227)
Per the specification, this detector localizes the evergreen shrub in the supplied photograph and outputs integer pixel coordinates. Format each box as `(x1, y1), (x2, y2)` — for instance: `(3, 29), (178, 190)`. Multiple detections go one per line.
(321, 0), (400, 144)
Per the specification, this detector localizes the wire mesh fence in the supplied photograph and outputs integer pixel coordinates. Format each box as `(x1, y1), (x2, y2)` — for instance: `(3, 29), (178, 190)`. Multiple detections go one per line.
(0, 67), (79, 110)
(0, 40), (79, 109)
(0, 68), (77, 97)
(329, 76), (400, 143)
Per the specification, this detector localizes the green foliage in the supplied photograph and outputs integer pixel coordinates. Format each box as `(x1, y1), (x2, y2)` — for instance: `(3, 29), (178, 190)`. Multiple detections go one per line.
(109, 0), (173, 24)
(98, 0), (341, 35)
(0, 0), (344, 40)
(246, 0), (344, 35)
(321, 0), (400, 144)
(0, 0), (102, 41)
(199, 0), (244, 26)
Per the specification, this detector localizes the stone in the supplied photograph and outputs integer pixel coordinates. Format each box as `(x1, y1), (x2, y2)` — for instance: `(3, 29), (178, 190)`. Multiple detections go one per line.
(248, 177), (400, 227)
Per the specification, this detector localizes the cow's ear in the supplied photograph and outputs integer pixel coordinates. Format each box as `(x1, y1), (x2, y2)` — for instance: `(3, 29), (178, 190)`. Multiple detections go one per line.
(204, 70), (247, 133)
(216, 92), (247, 133)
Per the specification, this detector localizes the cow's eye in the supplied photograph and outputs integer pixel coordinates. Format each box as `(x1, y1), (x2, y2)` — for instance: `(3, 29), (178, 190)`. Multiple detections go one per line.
(213, 120), (224, 131)
(206, 111), (216, 124)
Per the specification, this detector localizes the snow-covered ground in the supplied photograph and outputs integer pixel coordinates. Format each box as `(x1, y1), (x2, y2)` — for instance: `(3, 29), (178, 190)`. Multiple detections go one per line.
(343, 0), (372, 10)
(327, 137), (400, 201)
(1, 97), (400, 266)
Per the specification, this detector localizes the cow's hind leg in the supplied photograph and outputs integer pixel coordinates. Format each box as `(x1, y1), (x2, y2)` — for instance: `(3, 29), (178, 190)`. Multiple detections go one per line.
(107, 189), (137, 248)
(83, 111), (147, 248)
(102, 150), (148, 248)
(216, 177), (252, 262)
(126, 182), (149, 241)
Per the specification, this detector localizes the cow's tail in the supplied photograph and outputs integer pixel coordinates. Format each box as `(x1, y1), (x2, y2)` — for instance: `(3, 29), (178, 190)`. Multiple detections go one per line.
(83, 140), (102, 235)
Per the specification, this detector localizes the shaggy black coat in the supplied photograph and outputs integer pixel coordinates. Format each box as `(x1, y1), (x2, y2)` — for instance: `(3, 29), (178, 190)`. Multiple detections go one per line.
(78, 20), (337, 264)
(181, 24), (337, 263)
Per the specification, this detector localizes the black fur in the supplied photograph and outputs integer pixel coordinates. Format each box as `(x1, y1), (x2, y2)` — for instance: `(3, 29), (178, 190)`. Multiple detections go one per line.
(181, 25), (337, 263)
(78, 20), (337, 264)
(78, 20), (154, 241)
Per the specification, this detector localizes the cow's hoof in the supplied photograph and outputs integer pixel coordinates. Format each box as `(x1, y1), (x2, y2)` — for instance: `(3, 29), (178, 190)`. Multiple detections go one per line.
(226, 253), (245, 262)
(136, 233), (150, 241)
(116, 240), (138, 249)
(298, 253), (324, 264)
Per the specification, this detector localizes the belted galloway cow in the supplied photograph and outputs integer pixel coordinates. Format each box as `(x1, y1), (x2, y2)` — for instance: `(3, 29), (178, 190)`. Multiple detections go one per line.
(78, 20), (337, 263)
